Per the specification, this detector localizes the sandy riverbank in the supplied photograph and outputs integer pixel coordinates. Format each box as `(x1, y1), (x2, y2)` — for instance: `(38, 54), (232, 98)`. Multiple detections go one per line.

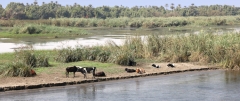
(0, 62), (219, 92)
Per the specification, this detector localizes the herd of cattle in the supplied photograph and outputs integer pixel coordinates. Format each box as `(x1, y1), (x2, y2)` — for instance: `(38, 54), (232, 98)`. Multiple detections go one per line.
(66, 63), (175, 78)
(66, 66), (106, 78)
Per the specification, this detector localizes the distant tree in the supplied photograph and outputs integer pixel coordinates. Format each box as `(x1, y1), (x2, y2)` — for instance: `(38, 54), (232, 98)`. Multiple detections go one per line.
(170, 3), (175, 11)
(177, 4), (181, 10)
(3, 2), (26, 19)
(187, 3), (198, 16)
(0, 4), (4, 17)
(0, 1), (240, 20)
(34, 0), (38, 5)
(165, 4), (169, 10)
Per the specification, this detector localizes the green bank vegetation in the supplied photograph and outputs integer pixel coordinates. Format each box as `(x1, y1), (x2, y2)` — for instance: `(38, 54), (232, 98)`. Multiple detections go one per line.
(1, 16), (240, 28)
(0, 24), (91, 38)
(1, 30), (240, 77)
(0, 16), (239, 38)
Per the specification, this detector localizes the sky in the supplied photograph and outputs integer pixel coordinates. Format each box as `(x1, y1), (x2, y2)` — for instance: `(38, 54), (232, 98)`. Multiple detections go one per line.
(1, 0), (239, 8)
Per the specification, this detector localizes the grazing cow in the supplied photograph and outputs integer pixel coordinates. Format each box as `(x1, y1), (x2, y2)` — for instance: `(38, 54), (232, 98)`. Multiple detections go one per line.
(136, 68), (145, 74)
(76, 66), (87, 78)
(93, 67), (106, 78)
(66, 66), (78, 78)
(125, 68), (136, 73)
(76, 66), (96, 78)
(152, 64), (160, 68)
(167, 63), (175, 68)
(82, 67), (95, 73)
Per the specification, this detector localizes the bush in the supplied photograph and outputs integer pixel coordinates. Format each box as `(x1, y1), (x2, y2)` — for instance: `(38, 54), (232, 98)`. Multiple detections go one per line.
(107, 45), (136, 66)
(14, 47), (37, 67)
(14, 46), (50, 67)
(109, 51), (135, 66)
(36, 55), (50, 67)
(55, 47), (82, 63)
(0, 62), (32, 77)
(97, 50), (111, 62)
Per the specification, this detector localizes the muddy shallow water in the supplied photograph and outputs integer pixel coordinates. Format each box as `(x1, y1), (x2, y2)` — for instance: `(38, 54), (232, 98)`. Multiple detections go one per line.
(0, 70), (240, 101)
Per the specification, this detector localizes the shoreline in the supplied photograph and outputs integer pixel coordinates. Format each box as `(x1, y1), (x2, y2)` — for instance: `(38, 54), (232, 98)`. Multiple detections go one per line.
(0, 67), (219, 92)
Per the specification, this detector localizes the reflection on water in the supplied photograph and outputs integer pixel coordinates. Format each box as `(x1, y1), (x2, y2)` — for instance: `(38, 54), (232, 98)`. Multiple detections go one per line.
(0, 70), (240, 101)
(225, 70), (240, 84)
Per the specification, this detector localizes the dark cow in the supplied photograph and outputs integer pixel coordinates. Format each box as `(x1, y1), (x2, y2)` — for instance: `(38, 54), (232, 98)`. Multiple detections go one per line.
(93, 67), (106, 78)
(128, 60), (137, 66)
(125, 68), (136, 73)
(152, 64), (160, 68)
(167, 63), (175, 68)
(66, 66), (78, 78)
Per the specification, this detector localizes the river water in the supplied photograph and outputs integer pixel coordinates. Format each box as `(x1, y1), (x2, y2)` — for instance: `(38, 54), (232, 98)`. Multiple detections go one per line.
(0, 70), (240, 101)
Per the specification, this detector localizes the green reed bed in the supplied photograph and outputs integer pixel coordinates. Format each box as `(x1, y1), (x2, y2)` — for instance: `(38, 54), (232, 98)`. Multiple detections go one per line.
(122, 30), (240, 69)
(158, 31), (240, 69)
(1, 16), (240, 28)
(0, 24), (91, 38)
(9, 24), (89, 34)
(54, 40), (136, 66)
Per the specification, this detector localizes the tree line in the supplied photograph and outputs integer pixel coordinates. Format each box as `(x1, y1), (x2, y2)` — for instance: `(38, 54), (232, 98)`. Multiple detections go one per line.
(0, 1), (239, 20)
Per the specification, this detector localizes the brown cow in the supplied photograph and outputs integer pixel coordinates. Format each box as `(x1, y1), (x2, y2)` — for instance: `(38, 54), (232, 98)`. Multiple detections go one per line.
(136, 68), (145, 74)
(30, 69), (37, 76)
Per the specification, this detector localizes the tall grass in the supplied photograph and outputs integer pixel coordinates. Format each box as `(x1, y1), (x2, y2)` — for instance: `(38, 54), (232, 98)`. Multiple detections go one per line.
(14, 46), (50, 67)
(55, 42), (136, 65)
(53, 30), (240, 69)
(54, 46), (82, 63)
(1, 16), (240, 28)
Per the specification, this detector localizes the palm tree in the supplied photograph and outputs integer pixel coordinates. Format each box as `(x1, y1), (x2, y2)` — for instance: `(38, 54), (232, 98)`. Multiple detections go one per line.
(170, 3), (175, 12)
(165, 4), (168, 10)
(34, 0), (38, 5)
(191, 3), (195, 7)
(177, 4), (181, 9)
